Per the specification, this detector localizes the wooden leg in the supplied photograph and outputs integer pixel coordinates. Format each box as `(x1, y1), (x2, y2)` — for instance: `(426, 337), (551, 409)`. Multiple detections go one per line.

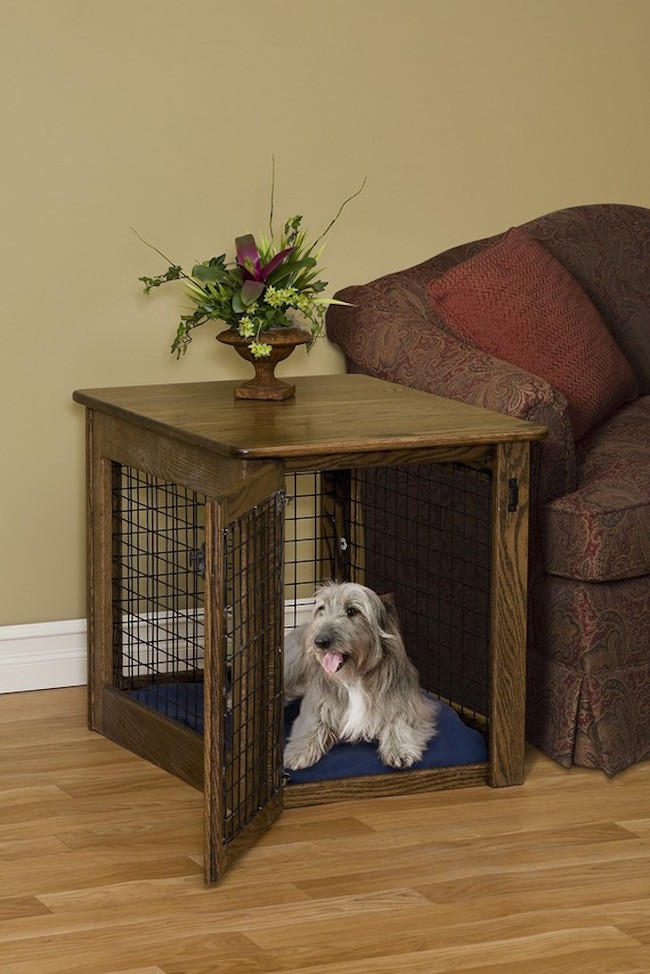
(488, 440), (531, 787)
(87, 412), (115, 734)
(202, 500), (227, 884)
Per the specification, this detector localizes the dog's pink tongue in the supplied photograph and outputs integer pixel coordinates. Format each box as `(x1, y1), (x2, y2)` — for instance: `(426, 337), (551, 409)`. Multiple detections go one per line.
(322, 651), (344, 674)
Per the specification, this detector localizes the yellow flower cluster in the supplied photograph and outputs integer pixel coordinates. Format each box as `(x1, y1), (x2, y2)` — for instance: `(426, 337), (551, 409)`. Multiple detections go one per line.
(295, 293), (312, 313)
(264, 285), (299, 308)
(248, 341), (273, 359)
(238, 316), (256, 338)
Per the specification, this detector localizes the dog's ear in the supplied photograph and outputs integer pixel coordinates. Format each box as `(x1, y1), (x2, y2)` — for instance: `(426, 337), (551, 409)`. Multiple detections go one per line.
(377, 592), (405, 658)
(379, 593), (401, 632)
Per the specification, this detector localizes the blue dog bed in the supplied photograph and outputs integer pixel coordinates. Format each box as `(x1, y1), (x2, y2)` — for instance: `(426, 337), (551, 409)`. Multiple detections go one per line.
(130, 682), (487, 782)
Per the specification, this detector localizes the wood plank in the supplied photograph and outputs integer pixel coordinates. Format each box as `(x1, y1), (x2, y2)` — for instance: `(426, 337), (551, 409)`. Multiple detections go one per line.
(105, 968), (167, 974)
(0, 687), (81, 722)
(93, 407), (243, 498)
(0, 897), (52, 921)
(284, 763), (488, 807)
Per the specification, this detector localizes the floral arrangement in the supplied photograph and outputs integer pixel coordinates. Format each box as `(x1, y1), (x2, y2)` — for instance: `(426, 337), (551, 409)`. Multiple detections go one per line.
(136, 172), (365, 360)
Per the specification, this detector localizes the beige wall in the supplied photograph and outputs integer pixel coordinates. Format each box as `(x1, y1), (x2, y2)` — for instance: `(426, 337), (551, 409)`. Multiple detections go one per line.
(2, 0), (649, 626)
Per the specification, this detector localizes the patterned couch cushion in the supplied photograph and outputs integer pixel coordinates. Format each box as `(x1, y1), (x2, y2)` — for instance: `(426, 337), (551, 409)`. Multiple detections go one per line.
(543, 397), (650, 581)
(523, 204), (650, 396)
(427, 227), (638, 441)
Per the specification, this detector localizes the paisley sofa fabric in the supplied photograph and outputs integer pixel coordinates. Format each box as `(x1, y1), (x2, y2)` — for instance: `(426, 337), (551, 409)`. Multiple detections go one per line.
(544, 397), (650, 582)
(327, 204), (650, 775)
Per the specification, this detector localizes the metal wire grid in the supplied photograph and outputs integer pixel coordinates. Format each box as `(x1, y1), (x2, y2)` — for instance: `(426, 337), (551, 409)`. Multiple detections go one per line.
(352, 463), (493, 725)
(222, 492), (285, 843)
(111, 465), (206, 732)
(283, 472), (330, 627)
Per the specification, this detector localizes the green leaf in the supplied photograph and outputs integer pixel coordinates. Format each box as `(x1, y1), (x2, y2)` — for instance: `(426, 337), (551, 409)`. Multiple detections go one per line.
(232, 280), (264, 312)
(192, 263), (228, 284)
(138, 265), (183, 294)
(266, 257), (317, 286)
(312, 296), (352, 306)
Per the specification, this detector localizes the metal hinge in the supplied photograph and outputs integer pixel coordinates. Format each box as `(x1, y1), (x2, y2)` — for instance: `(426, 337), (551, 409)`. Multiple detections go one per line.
(189, 543), (206, 575)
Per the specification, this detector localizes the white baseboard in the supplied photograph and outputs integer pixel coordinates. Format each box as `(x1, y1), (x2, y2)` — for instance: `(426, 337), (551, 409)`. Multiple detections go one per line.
(0, 600), (314, 694)
(0, 619), (88, 694)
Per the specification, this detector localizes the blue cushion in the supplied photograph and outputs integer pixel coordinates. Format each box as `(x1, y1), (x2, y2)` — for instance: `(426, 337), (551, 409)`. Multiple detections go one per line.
(131, 683), (206, 734)
(130, 683), (487, 781)
(283, 698), (487, 782)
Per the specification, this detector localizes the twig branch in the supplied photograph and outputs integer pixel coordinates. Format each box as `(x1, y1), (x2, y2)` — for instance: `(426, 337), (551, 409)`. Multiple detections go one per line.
(131, 227), (193, 282)
(269, 155), (276, 241)
(313, 176), (367, 247)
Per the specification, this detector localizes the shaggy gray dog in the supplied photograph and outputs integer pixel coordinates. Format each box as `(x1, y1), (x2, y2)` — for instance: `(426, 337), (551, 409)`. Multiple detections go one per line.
(284, 581), (438, 770)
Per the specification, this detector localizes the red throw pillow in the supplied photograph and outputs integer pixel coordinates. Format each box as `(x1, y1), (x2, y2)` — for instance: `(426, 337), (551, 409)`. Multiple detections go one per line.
(428, 227), (638, 440)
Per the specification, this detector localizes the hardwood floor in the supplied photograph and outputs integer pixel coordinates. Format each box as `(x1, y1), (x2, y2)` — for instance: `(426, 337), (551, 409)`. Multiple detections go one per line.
(1, 687), (649, 974)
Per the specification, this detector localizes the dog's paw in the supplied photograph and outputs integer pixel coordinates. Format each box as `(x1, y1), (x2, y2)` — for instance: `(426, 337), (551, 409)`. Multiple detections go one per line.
(284, 741), (325, 771)
(378, 742), (422, 769)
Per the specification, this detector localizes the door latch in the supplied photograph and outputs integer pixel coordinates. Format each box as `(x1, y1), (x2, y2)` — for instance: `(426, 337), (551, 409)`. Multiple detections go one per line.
(508, 478), (519, 513)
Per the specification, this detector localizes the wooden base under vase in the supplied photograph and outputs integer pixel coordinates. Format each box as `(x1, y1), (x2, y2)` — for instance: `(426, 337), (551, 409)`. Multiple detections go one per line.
(216, 327), (311, 400)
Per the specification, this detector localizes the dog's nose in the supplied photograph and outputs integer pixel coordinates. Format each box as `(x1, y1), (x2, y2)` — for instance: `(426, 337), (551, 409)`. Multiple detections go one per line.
(314, 634), (332, 649)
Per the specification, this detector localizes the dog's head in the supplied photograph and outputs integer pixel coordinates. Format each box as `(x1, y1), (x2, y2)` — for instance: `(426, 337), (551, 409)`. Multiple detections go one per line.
(305, 581), (403, 681)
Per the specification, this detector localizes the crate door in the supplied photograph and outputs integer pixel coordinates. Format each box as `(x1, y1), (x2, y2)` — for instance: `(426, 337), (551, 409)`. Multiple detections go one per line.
(203, 462), (286, 884)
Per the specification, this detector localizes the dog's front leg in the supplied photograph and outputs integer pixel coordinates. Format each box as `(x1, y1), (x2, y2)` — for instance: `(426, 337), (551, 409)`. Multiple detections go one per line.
(377, 720), (424, 769)
(284, 696), (337, 770)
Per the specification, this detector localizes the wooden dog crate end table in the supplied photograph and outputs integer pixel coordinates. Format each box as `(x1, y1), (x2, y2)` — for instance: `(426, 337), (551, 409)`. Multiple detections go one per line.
(73, 374), (547, 883)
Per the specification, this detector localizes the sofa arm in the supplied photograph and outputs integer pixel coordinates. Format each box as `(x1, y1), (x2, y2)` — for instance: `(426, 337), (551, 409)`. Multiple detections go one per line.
(327, 301), (577, 502)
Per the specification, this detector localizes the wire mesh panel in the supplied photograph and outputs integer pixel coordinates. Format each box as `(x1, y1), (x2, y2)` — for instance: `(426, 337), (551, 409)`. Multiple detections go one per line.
(111, 465), (206, 732)
(283, 470), (359, 624)
(352, 463), (493, 726)
(221, 491), (285, 846)
(284, 472), (325, 626)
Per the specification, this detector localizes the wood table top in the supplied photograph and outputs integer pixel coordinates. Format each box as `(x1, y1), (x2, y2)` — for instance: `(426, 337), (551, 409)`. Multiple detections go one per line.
(73, 374), (548, 460)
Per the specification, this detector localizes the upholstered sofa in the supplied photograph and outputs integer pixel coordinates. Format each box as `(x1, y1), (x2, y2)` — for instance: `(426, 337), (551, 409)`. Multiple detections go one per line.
(326, 203), (650, 775)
